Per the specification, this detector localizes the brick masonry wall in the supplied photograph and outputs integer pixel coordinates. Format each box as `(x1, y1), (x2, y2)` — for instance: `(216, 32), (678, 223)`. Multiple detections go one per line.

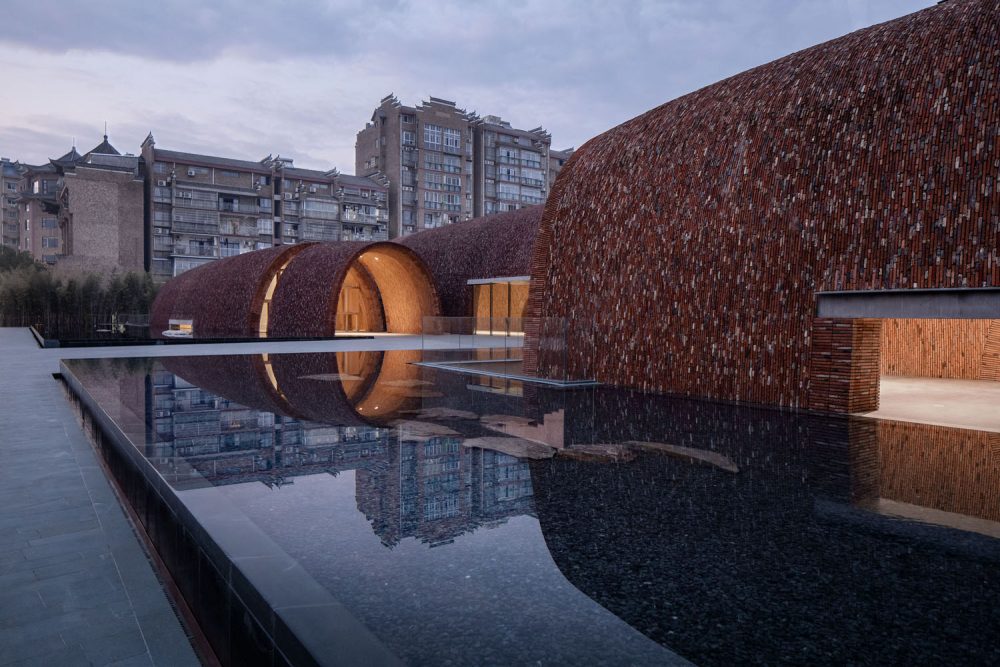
(398, 206), (541, 317)
(61, 169), (144, 273)
(525, 0), (1000, 412)
(880, 319), (999, 379)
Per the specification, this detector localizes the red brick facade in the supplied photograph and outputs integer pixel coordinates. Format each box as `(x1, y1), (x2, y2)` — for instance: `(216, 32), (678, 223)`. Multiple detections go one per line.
(525, 0), (1000, 412)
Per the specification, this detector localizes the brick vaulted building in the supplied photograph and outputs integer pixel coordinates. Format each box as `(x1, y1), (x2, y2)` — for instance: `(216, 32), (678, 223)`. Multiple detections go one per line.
(153, 0), (999, 415)
(525, 0), (1000, 413)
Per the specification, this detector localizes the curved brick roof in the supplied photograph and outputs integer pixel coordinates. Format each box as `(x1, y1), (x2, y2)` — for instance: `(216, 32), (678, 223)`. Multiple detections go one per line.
(150, 244), (308, 338)
(525, 0), (1000, 409)
(398, 206), (542, 316)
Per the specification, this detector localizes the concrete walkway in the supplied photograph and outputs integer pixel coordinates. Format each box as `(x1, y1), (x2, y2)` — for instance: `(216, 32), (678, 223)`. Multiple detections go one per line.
(0, 328), (512, 665)
(863, 375), (1000, 433)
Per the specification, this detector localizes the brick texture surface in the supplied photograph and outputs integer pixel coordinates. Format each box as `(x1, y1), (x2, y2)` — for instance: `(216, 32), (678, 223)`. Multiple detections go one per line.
(398, 206), (541, 317)
(881, 319), (1000, 379)
(524, 0), (1000, 412)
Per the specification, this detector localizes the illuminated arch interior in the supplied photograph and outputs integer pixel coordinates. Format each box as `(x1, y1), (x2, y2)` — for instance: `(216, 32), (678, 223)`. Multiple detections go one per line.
(338, 246), (439, 334)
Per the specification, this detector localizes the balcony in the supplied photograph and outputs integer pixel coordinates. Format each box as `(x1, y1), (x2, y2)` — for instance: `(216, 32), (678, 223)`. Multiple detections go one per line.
(424, 161), (462, 174)
(301, 224), (340, 242)
(173, 243), (219, 258)
(520, 177), (545, 188)
(173, 209), (219, 225)
(172, 221), (220, 236)
(219, 245), (242, 258)
(520, 195), (544, 204)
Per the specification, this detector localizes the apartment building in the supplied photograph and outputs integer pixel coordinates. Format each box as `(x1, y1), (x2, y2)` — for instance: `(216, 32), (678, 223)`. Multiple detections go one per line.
(142, 134), (389, 281)
(548, 148), (574, 187)
(13, 138), (144, 270)
(356, 95), (568, 237)
(356, 95), (475, 238)
(472, 115), (551, 217)
(1, 158), (21, 250)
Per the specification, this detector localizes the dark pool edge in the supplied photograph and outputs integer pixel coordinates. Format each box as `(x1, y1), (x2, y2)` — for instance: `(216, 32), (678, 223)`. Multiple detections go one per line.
(60, 359), (402, 667)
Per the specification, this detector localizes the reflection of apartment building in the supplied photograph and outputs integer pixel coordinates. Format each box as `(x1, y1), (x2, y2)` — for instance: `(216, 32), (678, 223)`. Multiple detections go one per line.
(356, 94), (566, 237)
(1, 158), (21, 250)
(356, 433), (534, 548)
(141, 134), (389, 281)
(146, 368), (390, 487)
(144, 365), (534, 547)
(15, 137), (143, 270)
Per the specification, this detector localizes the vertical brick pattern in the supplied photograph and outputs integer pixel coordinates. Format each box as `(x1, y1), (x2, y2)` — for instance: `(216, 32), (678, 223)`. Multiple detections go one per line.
(525, 0), (1000, 412)
(881, 319), (997, 379)
(808, 319), (881, 413)
(982, 320), (1000, 381)
(877, 420), (1000, 522)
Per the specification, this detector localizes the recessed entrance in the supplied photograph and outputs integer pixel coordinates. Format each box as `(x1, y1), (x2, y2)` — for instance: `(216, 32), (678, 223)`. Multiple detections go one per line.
(813, 289), (1000, 429)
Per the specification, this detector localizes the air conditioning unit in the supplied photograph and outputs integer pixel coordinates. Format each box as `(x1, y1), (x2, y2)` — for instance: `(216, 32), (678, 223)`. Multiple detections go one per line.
(283, 193), (292, 200)
(187, 169), (196, 177)
(156, 180), (168, 187)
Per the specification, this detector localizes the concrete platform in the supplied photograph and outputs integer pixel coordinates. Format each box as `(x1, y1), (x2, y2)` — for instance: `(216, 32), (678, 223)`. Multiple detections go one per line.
(862, 376), (1000, 433)
(0, 327), (515, 665)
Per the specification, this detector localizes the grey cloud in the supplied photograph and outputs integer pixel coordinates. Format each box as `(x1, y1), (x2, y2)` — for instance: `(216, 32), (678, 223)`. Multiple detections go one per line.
(0, 0), (933, 169)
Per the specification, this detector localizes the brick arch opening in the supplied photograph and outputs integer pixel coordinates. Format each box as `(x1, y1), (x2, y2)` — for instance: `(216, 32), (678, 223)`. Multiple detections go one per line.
(266, 242), (440, 338)
(351, 245), (439, 334)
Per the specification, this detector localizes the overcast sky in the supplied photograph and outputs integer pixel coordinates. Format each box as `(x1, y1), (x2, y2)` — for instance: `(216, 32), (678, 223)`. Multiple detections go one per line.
(0, 0), (931, 171)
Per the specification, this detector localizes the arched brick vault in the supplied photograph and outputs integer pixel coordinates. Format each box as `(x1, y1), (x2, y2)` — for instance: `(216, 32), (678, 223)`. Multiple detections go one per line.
(524, 0), (1000, 412)
(267, 241), (439, 337)
(150, 244), (306, 338)
(150, 241), (440, 338)
(398, 206), (542, 316)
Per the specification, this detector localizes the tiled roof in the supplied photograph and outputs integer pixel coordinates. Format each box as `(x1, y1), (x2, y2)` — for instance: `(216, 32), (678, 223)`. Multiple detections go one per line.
(86, 136), (120, 156)
(154, 148), (269, 173)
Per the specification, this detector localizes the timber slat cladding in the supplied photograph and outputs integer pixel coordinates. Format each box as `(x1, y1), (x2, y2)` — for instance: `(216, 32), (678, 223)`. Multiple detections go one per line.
(523, 0), (1000, 413)
(881, 319), (999, 380)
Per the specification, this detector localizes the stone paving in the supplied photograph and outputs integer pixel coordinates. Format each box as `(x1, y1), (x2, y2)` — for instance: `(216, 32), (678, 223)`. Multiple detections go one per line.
(0, 328), (509, 665)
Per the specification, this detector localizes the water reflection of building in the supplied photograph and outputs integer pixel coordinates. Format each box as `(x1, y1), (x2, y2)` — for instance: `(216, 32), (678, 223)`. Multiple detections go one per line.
(145, 355), (535, 546)
(148, 366), (391, 489)
(357, 435), (534, 548)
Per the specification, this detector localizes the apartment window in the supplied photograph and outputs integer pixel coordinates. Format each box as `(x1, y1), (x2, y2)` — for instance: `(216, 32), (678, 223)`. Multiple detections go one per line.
(220, 170), (241, 178)
(42, 237), (59, 248)
(401, 113), (415, 124)
(257, 218), (273, 234)
(445, 175), (461, 191)
(423, 124), (442, 148)
(41, 218), (58, 229)
(402, 130), (415, 146)
(498, 183), (519, 200)
(153, 162), (169, 174)
(402, 209), (413, 225)
(443, 128), (460, 150)
(423, 191), (443, 208)
(444, 155), (461, 173)
(32, 181), (40, 194)
(259, 198), (272, 211)
(4, 182), (16, 192)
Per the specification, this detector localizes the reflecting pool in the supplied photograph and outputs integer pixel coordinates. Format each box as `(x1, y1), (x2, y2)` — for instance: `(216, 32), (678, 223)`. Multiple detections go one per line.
(62, 351), (1000, 665)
